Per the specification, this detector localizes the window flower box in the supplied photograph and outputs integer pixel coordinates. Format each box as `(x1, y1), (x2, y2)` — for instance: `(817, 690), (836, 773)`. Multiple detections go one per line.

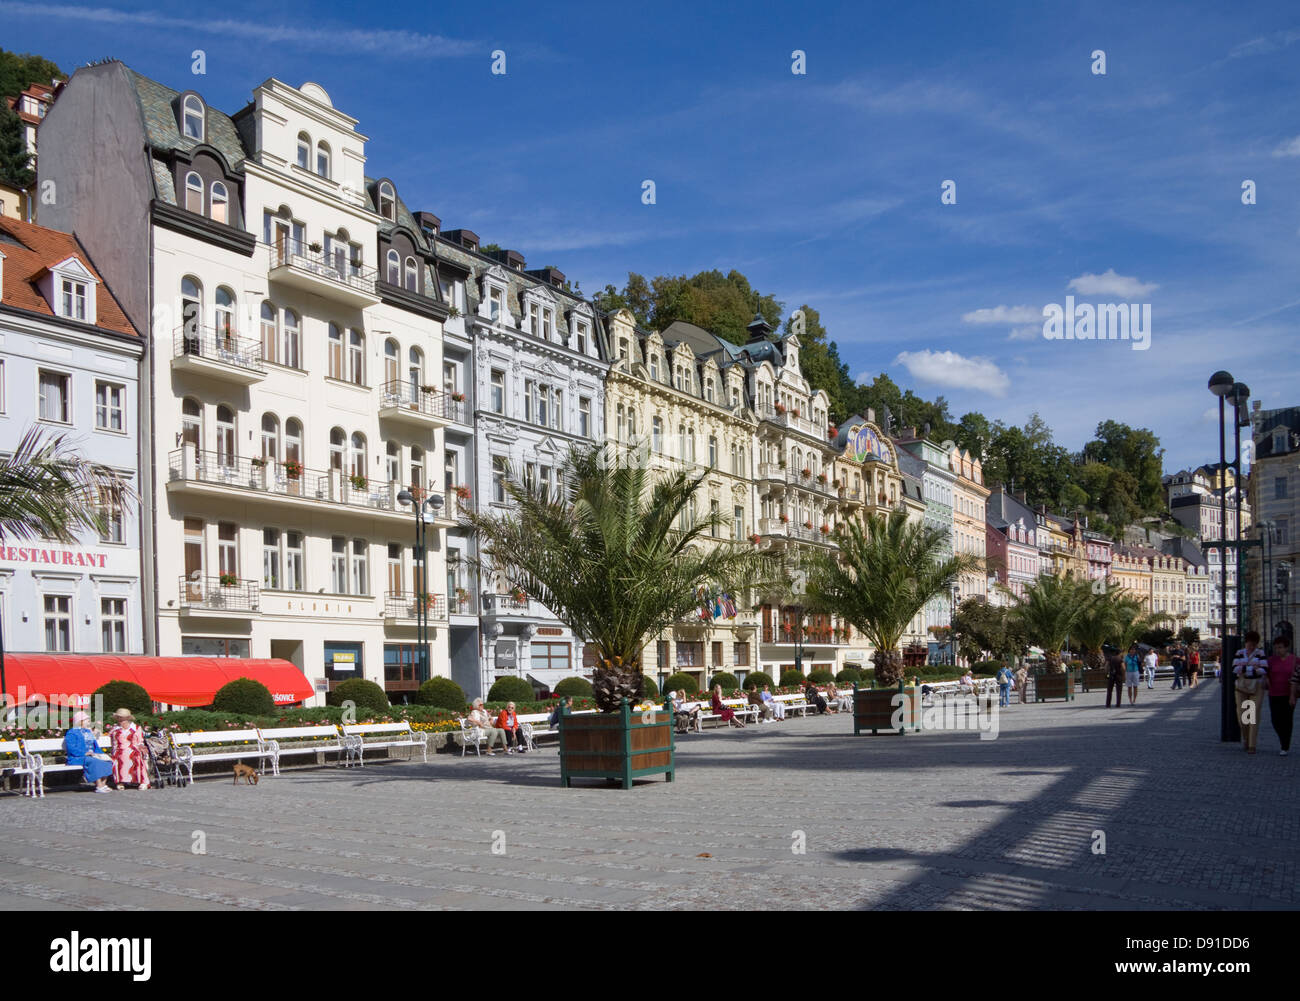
(219, 573), (238, 587)
(451, 391), (466, 402)
(801, 468), (811, 478)
(350, 474), (368, 491)
(283, 460), (303, 479)
(454, 484), (472, 501)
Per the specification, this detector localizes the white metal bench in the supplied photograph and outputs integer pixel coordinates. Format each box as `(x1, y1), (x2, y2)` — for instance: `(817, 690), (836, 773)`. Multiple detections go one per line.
(19, 736), (113, 797)
(341, 722), (428, 765)
(688, 699), (758, 730)
(170, 729), (271, 785)
(458, 718), (488, 756)
(259, 725), (353, 776)
(2, 739), (39, 797)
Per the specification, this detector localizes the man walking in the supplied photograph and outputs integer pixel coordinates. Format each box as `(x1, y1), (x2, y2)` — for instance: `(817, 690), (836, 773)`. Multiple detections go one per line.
(1105, 651), (1125, 708)
(1170, 644), (1185, 690)
(1143, 647), (1158, 689)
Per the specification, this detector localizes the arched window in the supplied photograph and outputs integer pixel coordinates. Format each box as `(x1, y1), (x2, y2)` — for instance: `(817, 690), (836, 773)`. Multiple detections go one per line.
(285, 418), (302, 466)
(616, 404), (625, 442)
(182, 95), (204, 140)
(259, 302), (277, 365)
(410, 445), (424, 492)
(216, 405), (235, 467)
(349, 432), (367, 479)
(282, 309), (300, 369)
(184, 171), (204, 214)
(315, 141), (330, 179)
(210, 181), (228, 224)
(379, 181), (395, 220)
(261, 413), (280, 461)
(404, 256), (417, 292)
(214, 287), (235, 338)
(329, 428), (345, 471)
(709, 435), (718, 468)
(328, 323), (343, 379)
(386, 249), (400, 285)
(386, 441), (400, 483)
(383, 339), (399, 386)
(348, 330), (364, 386)
(296, 132), (310, 169)
(180, 276), (202, 337)
(408, 347), (423, 396)
(181, 398), (202, 451)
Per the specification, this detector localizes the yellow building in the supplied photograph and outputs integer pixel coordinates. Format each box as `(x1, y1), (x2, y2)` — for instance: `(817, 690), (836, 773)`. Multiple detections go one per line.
(1110, 547), (1153, 612)
(602, 309), (760, 690)
(950, 447), (990, 601)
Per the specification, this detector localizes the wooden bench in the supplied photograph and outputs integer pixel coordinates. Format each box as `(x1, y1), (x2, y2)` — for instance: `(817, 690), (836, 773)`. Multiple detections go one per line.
(259, 725), (353, 776)
(170, 729), (271, 786)
(341, 722), (428, 765)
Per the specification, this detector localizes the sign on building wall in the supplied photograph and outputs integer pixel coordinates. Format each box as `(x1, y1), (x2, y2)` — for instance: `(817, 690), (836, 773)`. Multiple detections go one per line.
(496, 639), (517, 670)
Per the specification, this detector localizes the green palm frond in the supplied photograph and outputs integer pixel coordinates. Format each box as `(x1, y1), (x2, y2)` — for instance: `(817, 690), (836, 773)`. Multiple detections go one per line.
(0, 426), (132, 543)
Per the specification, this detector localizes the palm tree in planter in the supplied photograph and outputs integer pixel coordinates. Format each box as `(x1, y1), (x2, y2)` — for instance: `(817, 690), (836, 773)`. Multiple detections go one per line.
(464, 445), (775, 785)
(806, 510), (982, 721)
(1072, 585), (1158, 689)
(1007, 574), (1088, 672)
(0, 426), (132, 697)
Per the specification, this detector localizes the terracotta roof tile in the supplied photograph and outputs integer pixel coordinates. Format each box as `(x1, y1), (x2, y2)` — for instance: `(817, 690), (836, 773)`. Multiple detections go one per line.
(0, 216), (138, 339)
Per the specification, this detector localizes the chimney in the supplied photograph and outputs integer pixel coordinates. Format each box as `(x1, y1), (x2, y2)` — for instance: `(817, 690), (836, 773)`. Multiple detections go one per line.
(866, 408), (875, 425)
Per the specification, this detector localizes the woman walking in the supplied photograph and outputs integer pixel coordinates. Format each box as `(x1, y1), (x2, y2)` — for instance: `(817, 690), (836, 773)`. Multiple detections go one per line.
(107, 708), (150, 789)
(1233, 631), (1270, 755)
(1269, 635), (1298, 755)
(1187, 644), (1201, 688)
(1124, 644), (1142, 705)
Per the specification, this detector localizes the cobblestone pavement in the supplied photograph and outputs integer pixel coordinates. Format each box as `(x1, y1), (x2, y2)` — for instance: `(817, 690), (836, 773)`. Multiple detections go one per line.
(1, 682), (1294, 910)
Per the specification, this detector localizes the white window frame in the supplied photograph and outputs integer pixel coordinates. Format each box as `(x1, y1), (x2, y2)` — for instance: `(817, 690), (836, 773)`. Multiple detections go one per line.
(100, 597), (128, 653)
(95, 381), (126, 434)
(182, 94), (205, 140)
(43, 593), (74, 653)
(37, 368), (72, 424)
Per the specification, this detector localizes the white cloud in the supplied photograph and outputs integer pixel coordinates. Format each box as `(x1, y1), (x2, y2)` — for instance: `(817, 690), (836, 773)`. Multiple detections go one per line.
(1273, 136), (1300, 158)
(1067, 269), (1157, 300)
(1007, 325), (1041, 341)
(961, 305), (1042, 325)
(892, 350), (1010, 397)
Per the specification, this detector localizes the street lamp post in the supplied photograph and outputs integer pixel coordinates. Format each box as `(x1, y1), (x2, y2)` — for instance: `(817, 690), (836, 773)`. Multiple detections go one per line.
(1209, 371), (1239, 742)
(398, 489), (445, 686)
(1258, 521), (1274, 644)
(951, 586), (961, 667)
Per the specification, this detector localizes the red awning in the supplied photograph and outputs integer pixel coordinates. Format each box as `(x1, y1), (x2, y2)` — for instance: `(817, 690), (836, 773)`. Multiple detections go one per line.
(1, 655), (313, 707)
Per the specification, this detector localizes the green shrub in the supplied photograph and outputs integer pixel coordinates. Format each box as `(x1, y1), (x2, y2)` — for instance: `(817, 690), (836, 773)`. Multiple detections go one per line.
(779, 670), (806, 688)
(642, 675), (659, 698)
(212, 677), (276, 716)
(396, 705), (459, 724)
(972, 660), (1003, 676)
(835, 668), (863, 685)
(326, 678), (390, 712)
(415, 676), (467, 712)
(742, 671), (775, 691)
(807, 669), (835, 685)
(554, 676), (594, 698)
(138, 709), (275, 732)
(92, 679), (152, 717)
(663, 672), (698, 696)
(486, 676), (535, 703)
(707, 671), (740, 692)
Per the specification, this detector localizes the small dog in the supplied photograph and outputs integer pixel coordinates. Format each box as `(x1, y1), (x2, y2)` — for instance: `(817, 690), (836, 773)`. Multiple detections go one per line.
(232, 762), (259, 785)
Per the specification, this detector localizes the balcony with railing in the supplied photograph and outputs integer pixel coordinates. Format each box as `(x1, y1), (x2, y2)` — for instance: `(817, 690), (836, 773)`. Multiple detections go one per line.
(178, 575), (260, 617)
(481, 592), (533, 616)
(449, 589), (477, 616)
(384, 591), (447, 623)
(839, 485), (863, 508)
(756, 462), (787, 492)
(378, 380), (455, 429)
(269, 238), (380, 307)
(757, 405), (831, 445)
(167, 448), (413, 523)
(758, 516), (789, 540)
(786, 469), (838, 497)
(787, 523), (837, 546)
(171, 325), (265, 384)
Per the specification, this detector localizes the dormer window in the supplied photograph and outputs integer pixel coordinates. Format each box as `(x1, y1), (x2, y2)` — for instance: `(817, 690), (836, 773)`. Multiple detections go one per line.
(704, 378), (714, 403)
(184, 171), (203, 213)
(182, 95), (204, 140)
(316, 141), (331, 179)
(542, 307), (554, 340)
(386, 250), (400, 284)
(526, 302), (540, 336)
(488, 286), (502, 321)
(576, 320), (589, 353)
(61, 278), (87, 321)
(1276, 429), (1289, 454)
(210, 181), (228, 224)
(649, 354), (659, 381)
(404, 257), (418, 292)
(379, 181), (395, 221)
(296, 132), (310, 169)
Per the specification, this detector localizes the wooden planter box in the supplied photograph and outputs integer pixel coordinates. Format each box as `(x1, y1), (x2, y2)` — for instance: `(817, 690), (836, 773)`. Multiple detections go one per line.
(1079, 666), (1108, 692)
(1033, 666), (1075, 702)
(852, 682), (920, 734)
(558, 700), (674, 789)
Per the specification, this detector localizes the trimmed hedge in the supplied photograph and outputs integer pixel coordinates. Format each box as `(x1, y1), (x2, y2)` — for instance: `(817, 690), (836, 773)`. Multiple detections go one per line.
(212, 677), (276, 716)
(663, 672), (699, 696)
(642, 675), (659, 698)
(807, 669), (835, 685)
(779, 670), (806, 688)
(415, 676), (467, 712)
(553, 676), (594, 698)
(742, 671), (775, 691)
(92, 679), (151, 717)
(486, 676), (535, 703)
(707, 671), (740, 692)
(326, 678), (390, 712)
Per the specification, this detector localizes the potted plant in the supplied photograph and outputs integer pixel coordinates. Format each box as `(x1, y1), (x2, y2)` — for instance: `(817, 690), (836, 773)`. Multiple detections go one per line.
(804, 520), (813, 529)
(451, 391), (466, 402)
(820, 524), (831, 534)
(283, 460), (303, 479)
(463, 445), (772, 789)
(455, 586), (470, 606)
(219, 572), (238, 587)
(250, 457), (266, 468)
(448, 305), (461, 318)
(816, 472), (827, 484)
(801, 467), (811, 478)
(779, 513), (789, 524)
(350, 473), (368, 492)
(420, 384), (438, 395)
(308, 241), (322, 254)
(803, 510), (982, 735)
(832, 479), (841, 489)
(510, 586), (528, 603)
(750, 533), (761, 545)
(792, 408), (801, 418)
(774, 402), (786, 415)
(455, 484), (472, 501)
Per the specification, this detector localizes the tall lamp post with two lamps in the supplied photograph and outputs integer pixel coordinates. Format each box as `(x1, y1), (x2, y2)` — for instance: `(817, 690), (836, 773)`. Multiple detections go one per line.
(397, 488), (445, 686)
(1208, 372), (1248, 742)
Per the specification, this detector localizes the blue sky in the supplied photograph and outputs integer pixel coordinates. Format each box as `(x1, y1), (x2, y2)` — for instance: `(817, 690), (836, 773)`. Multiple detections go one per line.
(7, 0), (1299, 472)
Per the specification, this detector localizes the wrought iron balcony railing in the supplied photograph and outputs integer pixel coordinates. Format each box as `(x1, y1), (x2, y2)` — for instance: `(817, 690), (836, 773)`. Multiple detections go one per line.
(178, 575), (260, 612)
(173, 325), (265, 374)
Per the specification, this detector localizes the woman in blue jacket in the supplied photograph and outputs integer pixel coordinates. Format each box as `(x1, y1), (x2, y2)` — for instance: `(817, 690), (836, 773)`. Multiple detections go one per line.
(63, 711), (114, 792)
(1124, 644), (1142, 705)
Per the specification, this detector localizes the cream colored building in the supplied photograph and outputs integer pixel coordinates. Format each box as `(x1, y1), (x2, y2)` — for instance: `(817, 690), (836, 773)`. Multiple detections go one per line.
(950, 447), (989, 602)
